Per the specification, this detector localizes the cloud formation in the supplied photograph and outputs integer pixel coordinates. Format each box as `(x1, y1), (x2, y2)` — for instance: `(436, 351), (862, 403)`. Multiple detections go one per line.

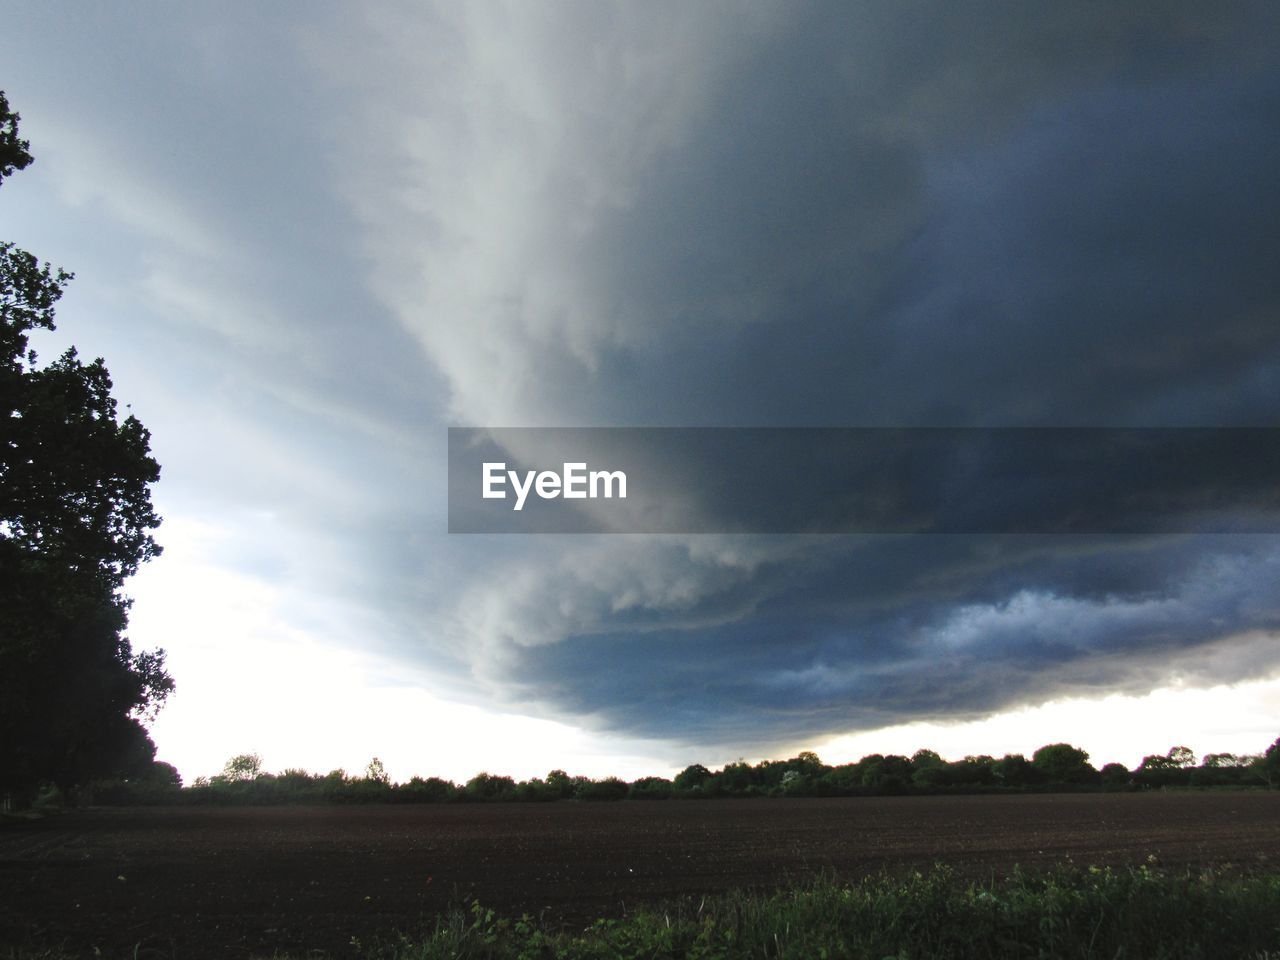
(5, 2), (1280, 754)
(323, 3), (1280, 746)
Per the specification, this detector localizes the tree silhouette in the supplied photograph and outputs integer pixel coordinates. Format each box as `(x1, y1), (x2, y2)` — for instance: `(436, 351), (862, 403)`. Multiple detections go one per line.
(1259, 737), (1280, 789)
(222, 754), (263, 782)
(673, 763), (712, 791)
(1031, 743), (1095, 784)
(0, 92), (33, 183)
(0, 92), (170, 803)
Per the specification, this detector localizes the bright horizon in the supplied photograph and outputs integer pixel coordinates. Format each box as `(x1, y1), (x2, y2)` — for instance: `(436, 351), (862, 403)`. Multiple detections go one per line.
(130, 515), (1280, 784)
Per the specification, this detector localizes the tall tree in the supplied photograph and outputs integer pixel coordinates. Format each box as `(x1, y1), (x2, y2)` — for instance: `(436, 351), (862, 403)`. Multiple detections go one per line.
(0, 92), (171, 802)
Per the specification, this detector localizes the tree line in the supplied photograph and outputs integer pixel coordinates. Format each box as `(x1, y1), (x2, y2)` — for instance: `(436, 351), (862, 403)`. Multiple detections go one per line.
(80, 736), (1280, 807)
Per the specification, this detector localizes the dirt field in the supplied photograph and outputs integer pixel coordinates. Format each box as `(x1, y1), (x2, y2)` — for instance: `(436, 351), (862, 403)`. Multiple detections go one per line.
(3, 792), (1279, 958)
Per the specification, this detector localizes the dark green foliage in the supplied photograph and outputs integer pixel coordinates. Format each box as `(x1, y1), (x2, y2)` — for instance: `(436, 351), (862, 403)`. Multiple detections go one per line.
(992, 753), (1038, 787)
(1100, 761), (1131, 789)
(1201, 752), (1246, 769)
(544, 769), (575, 799)
(855, 753), (913, 794)
(1188, 762), (1254, 788)
(1031, 742), (1098, 784)
(84, 759), (182, 805)
(222, 753), (263, 782)
(0, 243), (70, 369)
(465, 772), (517, 801)
(88, 728), (1280, 808)
(576, 776), (629, 801)
(1258, 737), (1280, 789)
(512, 778), (556, 802)
(147, 760), (182, 787)
(0, 93), (169, 803)
(911, 747), (944, 770)
(672, 763), (712, 792)
(0, 91), (33, 186)
(2, 342), (162, 583)
(398, 776), (460, 803)
(709, 760), (755, 795)
(627, 776), (673, 800)
(919, 760), (987, 790)
(1137, 746), (1202, 788)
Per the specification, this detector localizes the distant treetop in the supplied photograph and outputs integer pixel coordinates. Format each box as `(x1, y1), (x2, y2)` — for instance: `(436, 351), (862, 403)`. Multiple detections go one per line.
(0, 92), (34, 186)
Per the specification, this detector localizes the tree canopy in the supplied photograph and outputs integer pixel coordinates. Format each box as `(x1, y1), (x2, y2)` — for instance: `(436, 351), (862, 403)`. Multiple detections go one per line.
(0, 91), (33, 184)
(0, 92), (170, 802)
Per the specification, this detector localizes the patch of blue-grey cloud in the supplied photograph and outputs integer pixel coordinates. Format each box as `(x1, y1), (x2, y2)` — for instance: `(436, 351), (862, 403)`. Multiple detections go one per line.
(5, 3), (1280, 749)
(494, 535), (1280, 747)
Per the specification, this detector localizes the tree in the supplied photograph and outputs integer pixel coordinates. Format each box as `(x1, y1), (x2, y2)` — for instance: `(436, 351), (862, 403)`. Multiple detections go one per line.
(1201, 753), (1246, 769)
(465, 772), (515, 801)
(545, 768), (574, 798)
(0, 93), (170, 803)
(911, 748), (944, 770)
(1031, 743), (1096, 784)
(1257, 737), (1280, 789)
(715, 760), (755, 793)
(222, 753), (263, 782)
(1166, 745), (1196, 768)
(1136, 746), (1197, 788)
(791, 750), (824, 773)
(364, 757), (390, 784)
(673, 763), (712, 791)
(1099, 762), (1131, 789)
(993, 753), (1038, 787)
(0, 92), (33, 184)
(856, 754), (912, 794)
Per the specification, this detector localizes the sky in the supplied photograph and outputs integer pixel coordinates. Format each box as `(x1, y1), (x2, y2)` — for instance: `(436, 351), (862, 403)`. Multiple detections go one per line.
(3, 2), (1280, 784)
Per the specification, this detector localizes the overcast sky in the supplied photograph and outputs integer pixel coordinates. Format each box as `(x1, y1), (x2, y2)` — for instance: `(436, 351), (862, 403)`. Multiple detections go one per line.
(3, 2), (1280, 782)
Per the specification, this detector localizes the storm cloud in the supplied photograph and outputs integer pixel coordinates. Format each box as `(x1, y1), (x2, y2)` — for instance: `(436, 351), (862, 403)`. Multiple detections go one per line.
(329, 2), (1280, 747)
(5, 2), (1280, 756)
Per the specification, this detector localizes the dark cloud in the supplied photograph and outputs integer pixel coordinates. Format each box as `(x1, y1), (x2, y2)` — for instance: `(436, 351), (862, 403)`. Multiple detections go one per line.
(7, 2), (1280, 753)
(339, 2), (1280, 746)
(565, 9), (1280, 429)
(494, 535), (1280, 747)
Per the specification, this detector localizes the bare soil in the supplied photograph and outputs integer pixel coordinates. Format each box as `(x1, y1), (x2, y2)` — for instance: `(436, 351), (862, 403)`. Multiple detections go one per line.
(2, 792), (1278, 958)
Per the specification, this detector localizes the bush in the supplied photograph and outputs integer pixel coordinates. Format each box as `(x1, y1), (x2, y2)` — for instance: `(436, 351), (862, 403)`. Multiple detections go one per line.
(465, 773), (516, 802)
(673, 763), (712, 792)
(396, 776), (459, 803)
(1100, 762), (1132, 789)
(628, 776), (673, 800)
(577, 777), (629, 801)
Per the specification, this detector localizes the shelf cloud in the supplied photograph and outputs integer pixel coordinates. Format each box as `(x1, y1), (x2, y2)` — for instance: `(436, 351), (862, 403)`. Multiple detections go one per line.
(5, 1), (1280, 757)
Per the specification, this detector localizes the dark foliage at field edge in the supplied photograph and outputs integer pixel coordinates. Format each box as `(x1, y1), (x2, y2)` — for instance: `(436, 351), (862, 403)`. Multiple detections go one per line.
(72, 736), (1280, 808)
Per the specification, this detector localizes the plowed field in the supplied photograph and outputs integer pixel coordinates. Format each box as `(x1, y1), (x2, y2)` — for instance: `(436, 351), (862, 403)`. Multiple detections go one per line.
(3, 792), (1278, 958)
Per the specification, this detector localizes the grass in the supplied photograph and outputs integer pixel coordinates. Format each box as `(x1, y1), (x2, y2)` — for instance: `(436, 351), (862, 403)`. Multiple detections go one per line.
(351, 865), (1280, 960)
(5, 865), (1278, 959)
